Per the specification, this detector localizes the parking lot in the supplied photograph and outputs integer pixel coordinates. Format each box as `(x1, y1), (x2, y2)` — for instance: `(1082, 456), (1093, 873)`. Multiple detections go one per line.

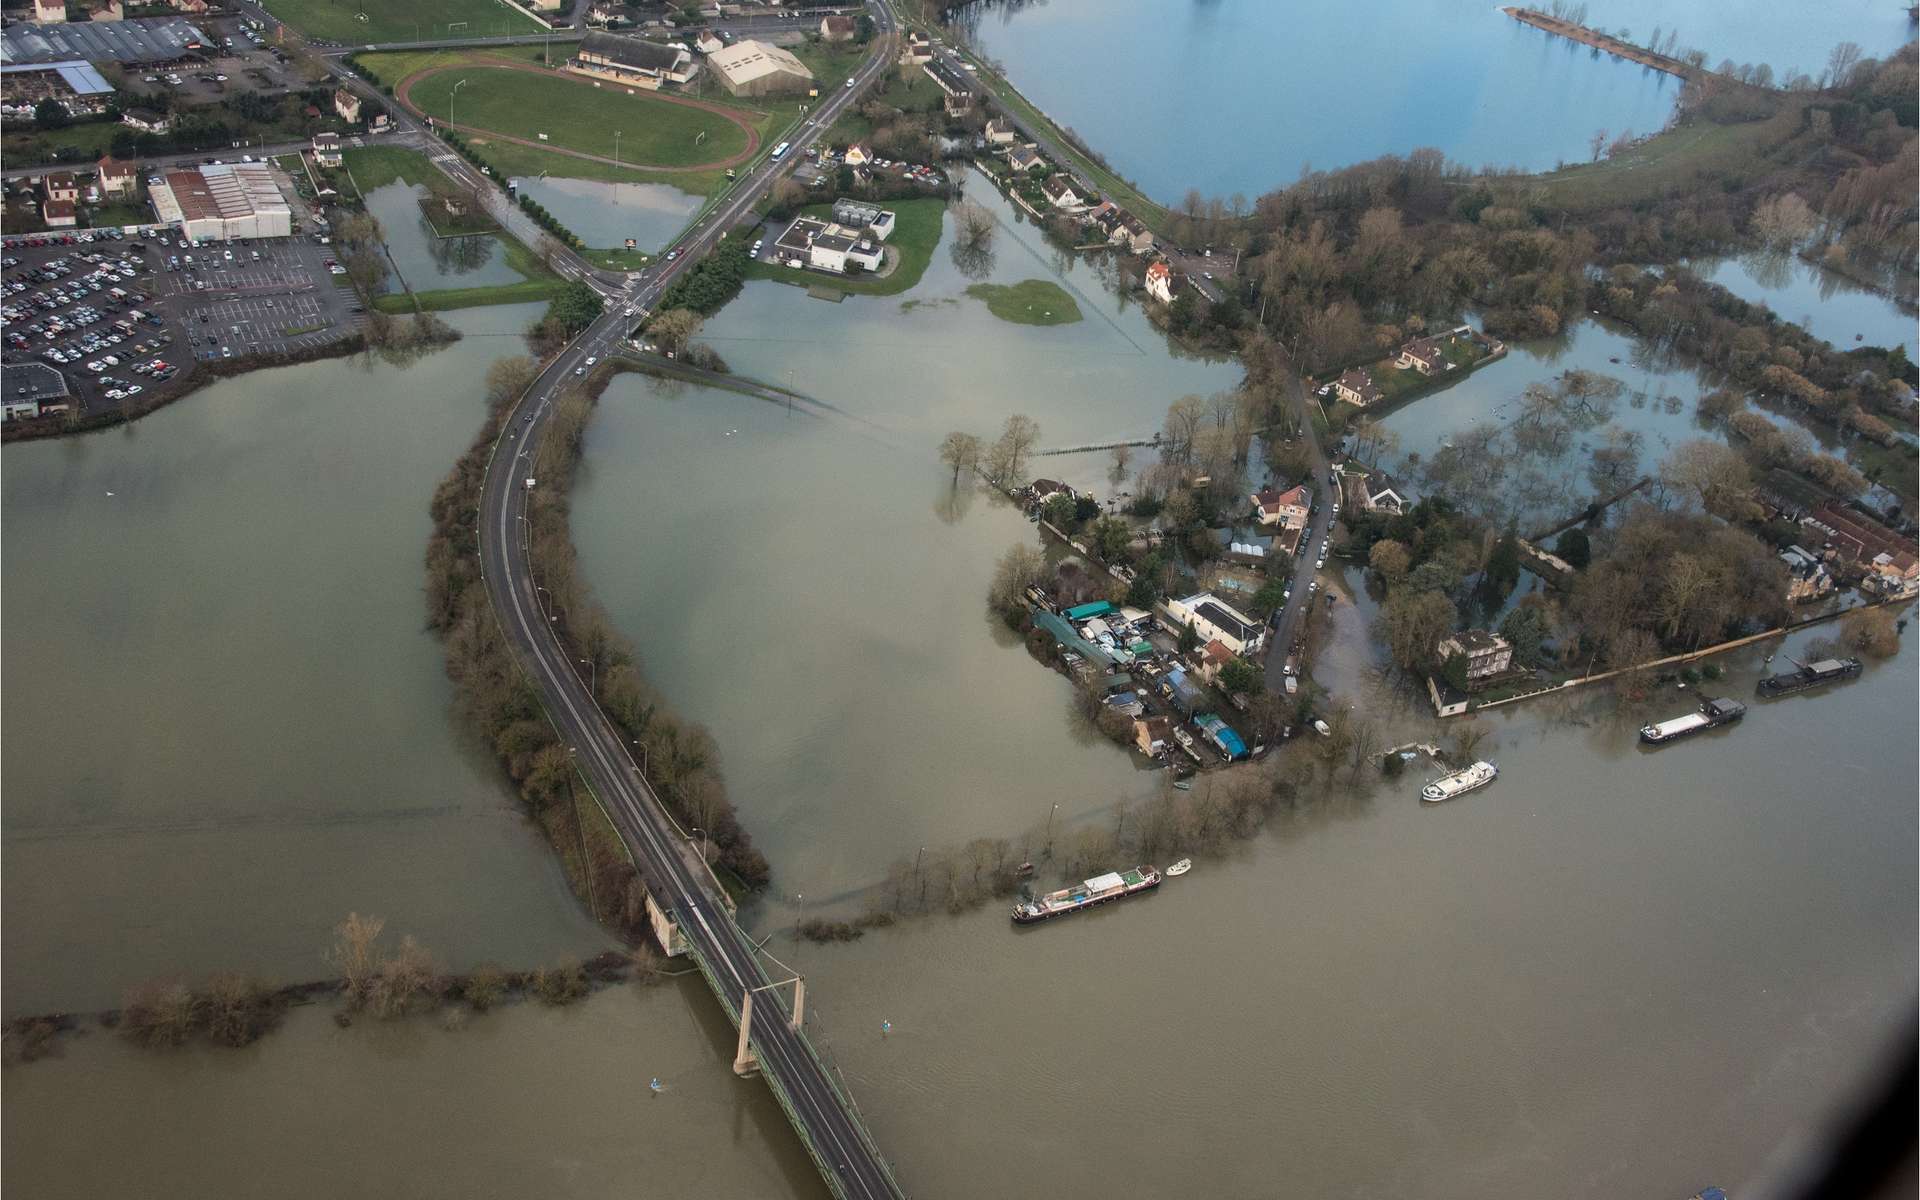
(2, 226), (362, 425)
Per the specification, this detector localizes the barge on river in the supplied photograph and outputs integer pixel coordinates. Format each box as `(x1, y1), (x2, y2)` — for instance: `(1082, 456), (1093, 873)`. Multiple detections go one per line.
(1640, 696), (1745, 745)
(1757, 655), (1862, 698)
(1012, 866), (1161, 924)
(1421, 760), (1498, 803)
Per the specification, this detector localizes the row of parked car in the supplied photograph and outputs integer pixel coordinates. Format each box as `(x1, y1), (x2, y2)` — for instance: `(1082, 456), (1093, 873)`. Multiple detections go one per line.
(0, 228), (135, 251)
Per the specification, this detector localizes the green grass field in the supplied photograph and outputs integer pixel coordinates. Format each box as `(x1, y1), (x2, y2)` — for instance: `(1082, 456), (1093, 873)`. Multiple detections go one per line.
(404, 67), (749, 167)
(745, 197), (946, 298)
(966, 279), (1081, 325)
(1520, 100), (1808, 210)
(262, 0), (538, 44)
(340, 143), (436, 191)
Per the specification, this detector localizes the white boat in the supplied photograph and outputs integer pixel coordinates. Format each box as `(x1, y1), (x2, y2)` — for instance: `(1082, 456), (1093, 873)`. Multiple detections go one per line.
(1420, 760), (1497, 803)
(1166, 859), (1192, 877)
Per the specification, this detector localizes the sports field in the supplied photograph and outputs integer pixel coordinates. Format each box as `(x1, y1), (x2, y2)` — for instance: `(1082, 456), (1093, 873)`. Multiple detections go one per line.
(262, 0), (539, 44)
(402, 66), (753, 168)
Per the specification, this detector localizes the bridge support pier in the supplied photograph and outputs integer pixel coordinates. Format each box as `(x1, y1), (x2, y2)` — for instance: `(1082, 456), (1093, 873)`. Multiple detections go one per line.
(733, 993), (760, 1077)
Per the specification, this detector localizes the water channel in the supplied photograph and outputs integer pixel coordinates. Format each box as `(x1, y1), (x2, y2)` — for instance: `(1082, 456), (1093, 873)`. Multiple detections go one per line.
(962, 0), (1917, 201)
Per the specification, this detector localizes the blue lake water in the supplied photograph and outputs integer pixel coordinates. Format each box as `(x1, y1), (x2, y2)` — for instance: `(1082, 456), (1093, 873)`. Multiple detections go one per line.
(511, 176), (702, 252)
(964, 0), (1915, 201)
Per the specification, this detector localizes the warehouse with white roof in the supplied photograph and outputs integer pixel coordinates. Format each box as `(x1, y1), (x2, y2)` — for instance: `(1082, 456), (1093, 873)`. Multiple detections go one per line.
(150, 162), (292, 240)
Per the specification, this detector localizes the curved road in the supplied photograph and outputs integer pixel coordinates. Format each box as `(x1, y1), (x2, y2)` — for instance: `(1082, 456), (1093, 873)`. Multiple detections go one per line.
(472, 6), (907, 1197)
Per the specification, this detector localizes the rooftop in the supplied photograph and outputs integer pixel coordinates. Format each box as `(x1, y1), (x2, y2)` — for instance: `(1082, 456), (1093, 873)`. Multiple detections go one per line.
(578, 31), (691, 73)
(7, 362), (70, 403)
(0, 59), (115, 95)
(2, 16), (209, 65)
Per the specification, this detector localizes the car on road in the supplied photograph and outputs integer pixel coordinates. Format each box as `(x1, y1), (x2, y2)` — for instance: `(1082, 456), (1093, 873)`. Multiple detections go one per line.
(574, 365), (585, 376)
(846, 78), (855, 88)
(585, 356), (597, 367)
(1316, 556), (1327, 569)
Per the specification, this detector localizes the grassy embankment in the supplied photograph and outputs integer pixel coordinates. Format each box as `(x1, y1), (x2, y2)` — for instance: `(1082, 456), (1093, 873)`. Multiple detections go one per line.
(1322, 334), (1498, 426)
(949, 47), (1172, 234)
(342, 144), (565, 314)
(745, 197), (945, 297)
(261, 0), (538, 43)
(1515, 96), (1812, 210)
(966, 279), (1082, 325)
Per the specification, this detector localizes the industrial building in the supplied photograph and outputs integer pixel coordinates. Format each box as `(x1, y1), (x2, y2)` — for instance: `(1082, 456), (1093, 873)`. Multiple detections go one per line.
(1, 16), (209, 65)
(567, 31), (698, 89)
(149, 162), (292, 240)
(0, 59), (115, 118)
(707, 39), (812, 97)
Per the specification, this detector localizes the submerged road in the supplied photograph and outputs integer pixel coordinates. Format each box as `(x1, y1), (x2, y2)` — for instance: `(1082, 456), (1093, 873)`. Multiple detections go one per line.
(1262, 369), (1339, 693)
(473, 5), (908, 1198)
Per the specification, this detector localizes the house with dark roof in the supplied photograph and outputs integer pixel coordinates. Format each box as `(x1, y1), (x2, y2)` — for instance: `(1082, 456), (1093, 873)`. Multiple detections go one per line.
(569, 31), (698, 88)
(1006, 144), (1043, 173)
(983, 116), (1015, 145)
(1779, 545), (1833, 603)
(1804, 502), (1918, 596)
(1436, 629), (1512, 686)
(1395, 336), (1450, 376)
(1039, 173), (1083, 209)
(1333, 367), (1380, 407)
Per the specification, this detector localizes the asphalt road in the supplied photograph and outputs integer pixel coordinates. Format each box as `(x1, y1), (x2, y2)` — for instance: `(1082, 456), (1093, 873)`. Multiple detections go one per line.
(1262, 370), (1339, 693)
(469, 6), (907, 1197)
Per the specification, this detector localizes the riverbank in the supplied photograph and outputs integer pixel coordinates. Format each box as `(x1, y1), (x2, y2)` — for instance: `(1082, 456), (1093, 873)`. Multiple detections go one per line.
(1501, 7), (1699, 80)
(0, 334), (367, 445)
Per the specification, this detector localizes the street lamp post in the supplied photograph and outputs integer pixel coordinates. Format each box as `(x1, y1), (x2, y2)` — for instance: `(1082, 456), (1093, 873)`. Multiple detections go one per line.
(449, 77), (469, 131)
(579, 656), (595, 695)
(690, 826), (710, 863)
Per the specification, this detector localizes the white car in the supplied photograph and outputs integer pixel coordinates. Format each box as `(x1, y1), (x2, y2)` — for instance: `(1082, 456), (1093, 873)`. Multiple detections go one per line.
(584, 356), (597, 366)
(1316, 557), (1326, 569)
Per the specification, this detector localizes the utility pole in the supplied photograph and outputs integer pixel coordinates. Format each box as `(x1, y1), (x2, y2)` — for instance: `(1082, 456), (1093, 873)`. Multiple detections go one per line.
(450, 77), (468, 132)
(1044, 802), (1058, 859)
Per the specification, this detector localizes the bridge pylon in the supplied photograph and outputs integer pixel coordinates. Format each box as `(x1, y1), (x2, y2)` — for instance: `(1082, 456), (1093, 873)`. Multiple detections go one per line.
(733, 975), (806, 1077)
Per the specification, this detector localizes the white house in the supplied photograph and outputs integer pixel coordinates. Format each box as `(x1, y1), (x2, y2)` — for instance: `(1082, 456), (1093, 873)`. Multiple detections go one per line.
(1164, 593), (1264, 656)
(1332, 367), (1380, 407)
(983, 117), (1016, 145)
(1143, 260), (1184, 305)
(1435, 629), (1513, 685)
(1039, 173), (1082, 209)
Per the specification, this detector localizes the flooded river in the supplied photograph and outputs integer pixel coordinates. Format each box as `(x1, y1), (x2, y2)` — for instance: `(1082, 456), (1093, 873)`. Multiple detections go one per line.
(1, 305), (608, 1016)
(3, 141), (1914, 1200)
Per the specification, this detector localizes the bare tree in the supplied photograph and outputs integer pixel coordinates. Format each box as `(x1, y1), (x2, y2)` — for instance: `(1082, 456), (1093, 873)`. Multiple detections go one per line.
(1825, 41), (1864, 89)
(938, 430), (984, 483)
(993, 413), (1042, 480)
(327, 912), (386, 1009)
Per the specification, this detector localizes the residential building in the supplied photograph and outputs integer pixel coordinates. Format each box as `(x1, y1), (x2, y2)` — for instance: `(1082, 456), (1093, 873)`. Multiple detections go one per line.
(43, 170), (79, 204)
(92, 0), (124, 21)
(1114, 213), (1153, 253)
(1165, 593), (1264, 656)
(1195, 639), (1235, 685)
(311, 131), (341, 167)
(1803, 502), (1919, 592)
(1251, 484), (1311, 530)
(333, 87), (361, 123)
(95, 153), (135, 197)
(569, 31), (699, 89)
(1028, 478), (1075, 506)
(693, 30), (724, 55)
(819, 14), (856, 41)
(1006, 144), (1043, 173)
(899, 31), (932, 63)
(120, 106), (170, 133)
(841, 142), (874, 167)
(707, 39), (812, 96)
(1341, 469), (1409, 516)
(1133, 715), (1173, 758)
(983, 116), (1015, 144)
(831, 198), (894, 239)
(33, 0), (67, 23)
(1039, 173), (1082, 209)
(1396, 336), (1451, 375)
(1436, 629), (1513, 686)
(1332, 367), (1380, 407)
(41, 197), (77, 226)
(1143, 260), (1184, 305)
(149, 161), (291, 239)
(1779, 544), (1833, 603)
(587, 1), (629, 26)
(368, 111), (390, 133)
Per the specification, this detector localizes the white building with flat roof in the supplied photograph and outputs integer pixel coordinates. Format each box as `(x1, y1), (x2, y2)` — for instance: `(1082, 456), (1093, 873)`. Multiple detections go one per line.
(150, 162), (291, 240)
(707, 39), (812, 96)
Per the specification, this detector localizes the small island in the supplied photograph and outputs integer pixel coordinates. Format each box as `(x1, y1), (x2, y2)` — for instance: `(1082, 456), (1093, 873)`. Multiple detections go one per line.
(966, 279), (1082, 326)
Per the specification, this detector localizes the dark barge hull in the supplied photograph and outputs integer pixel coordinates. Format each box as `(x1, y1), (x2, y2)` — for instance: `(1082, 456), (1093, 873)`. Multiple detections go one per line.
(1757, 660), (1863, 697)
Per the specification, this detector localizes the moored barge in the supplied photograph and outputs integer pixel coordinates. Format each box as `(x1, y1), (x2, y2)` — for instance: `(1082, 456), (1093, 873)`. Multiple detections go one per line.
(1756, 655), (1862, 698)
(1420, 760), (1498, 803)
(1640, 696), (1745, 745)
(1012, 866), (1161, 924)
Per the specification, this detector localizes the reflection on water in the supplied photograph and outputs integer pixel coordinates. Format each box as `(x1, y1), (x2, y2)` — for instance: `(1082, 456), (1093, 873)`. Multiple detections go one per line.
(361, 181), (524, 292)
(511, 176), (702, 253)
(1684, 251), (1918, 353)
(965, 0), (1914, 200)
(0, 304), (608, 1015)
(1, 981), (825, 1200)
